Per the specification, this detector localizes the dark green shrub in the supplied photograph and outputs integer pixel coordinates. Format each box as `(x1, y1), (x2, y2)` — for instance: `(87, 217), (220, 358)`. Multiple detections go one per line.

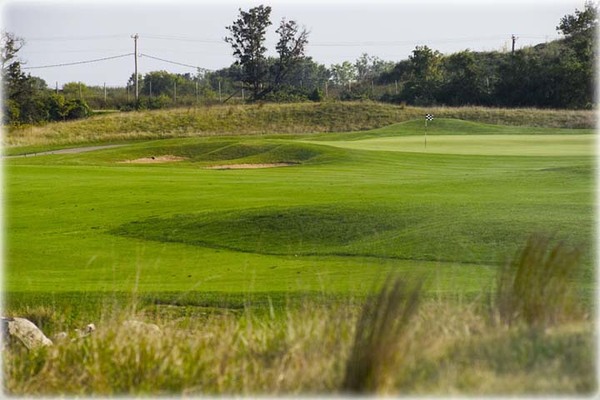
(308, 88), (323, 102)
(64, 99), (90, 120)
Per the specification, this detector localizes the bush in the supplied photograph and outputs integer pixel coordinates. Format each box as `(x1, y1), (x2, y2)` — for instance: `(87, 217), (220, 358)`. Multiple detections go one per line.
(64, 99), (90, 120)
(3, 99), (21, 125)
(47, 94), (67, 121)
(262, 86), (310, 103)
(308, 88), (323, 102)
(140, 95), (172, 110)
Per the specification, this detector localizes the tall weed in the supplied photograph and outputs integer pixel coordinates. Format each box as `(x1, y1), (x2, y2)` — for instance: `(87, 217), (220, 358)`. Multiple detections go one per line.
(496, 234), (582, 327)
(342, 275), (423, 393)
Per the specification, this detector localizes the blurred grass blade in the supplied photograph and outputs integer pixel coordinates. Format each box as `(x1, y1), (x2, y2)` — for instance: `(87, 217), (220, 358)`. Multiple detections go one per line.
(342, 274), (423, 393)
(496, 234), (582, 327)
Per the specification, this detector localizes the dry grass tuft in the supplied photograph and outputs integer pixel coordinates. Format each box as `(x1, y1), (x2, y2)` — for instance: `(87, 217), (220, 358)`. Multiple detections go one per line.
(495, 234), (582, 328)
(341, 274), (423, 394)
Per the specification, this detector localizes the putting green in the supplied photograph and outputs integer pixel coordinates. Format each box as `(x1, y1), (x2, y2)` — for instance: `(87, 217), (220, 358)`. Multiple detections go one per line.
(310, 134), (594, 156)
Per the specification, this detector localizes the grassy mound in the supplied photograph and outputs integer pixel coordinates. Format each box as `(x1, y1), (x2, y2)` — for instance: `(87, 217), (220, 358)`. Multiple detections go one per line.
(12, 138), (328, 167)
(112, 205), (403, 257)
(111, 201), (591, 265)
(6, 102), (594, 148)
(116, 140), (327, 166)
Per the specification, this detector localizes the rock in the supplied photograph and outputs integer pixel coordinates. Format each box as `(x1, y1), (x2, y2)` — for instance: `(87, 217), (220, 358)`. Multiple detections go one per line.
(53, 331), (69, 342)
(122, 320), (161, 335)
(3, 317), (53, 349)
(85, 323), (96, 334)
(73, 323), (96, 340)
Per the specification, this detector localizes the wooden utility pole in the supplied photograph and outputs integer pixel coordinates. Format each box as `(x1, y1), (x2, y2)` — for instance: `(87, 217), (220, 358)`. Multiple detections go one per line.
(511, 34), (517, 53)
(131, 33), (139, 102)
(103, 82), (107, 103)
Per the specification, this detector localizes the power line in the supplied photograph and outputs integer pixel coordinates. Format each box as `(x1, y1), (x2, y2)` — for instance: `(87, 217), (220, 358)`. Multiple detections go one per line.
(140, 33), (555, 47)
(22, 53), (133, 69)
(18, 32), (557, 73)
(140, 53), (213, 72)
(309, 35), (553, 47)
(25, 34), (130, 42)
(141, 34), (224, 44)
(24, 48), (131, 54)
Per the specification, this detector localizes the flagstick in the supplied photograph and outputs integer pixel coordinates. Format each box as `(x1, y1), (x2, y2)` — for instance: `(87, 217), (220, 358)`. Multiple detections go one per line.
(425, 119), (427, 149)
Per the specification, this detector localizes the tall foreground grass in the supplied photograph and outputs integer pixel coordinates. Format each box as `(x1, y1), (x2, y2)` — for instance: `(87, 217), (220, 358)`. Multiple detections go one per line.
(5, 102), (595, 147)
(342, 276), (423, 393)
(3, 298), (593, 395)
(496, 234), (583, 327)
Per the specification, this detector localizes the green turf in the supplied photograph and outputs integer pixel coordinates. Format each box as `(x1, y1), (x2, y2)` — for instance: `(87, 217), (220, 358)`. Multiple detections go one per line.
(5, 118), (595, 308)
(310, 134), (593, 156)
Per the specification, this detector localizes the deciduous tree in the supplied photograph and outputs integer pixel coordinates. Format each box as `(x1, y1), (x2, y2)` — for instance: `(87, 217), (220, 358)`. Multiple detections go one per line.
(225, 5), (272, 99)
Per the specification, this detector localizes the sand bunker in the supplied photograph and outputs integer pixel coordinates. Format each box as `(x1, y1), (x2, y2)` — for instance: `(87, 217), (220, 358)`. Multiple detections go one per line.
(119, 155), (187, 164)
(206, 163), (296, 170)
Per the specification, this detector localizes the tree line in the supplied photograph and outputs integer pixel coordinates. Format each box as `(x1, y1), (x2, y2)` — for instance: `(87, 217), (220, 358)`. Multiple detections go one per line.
(2, 2), (596, 125)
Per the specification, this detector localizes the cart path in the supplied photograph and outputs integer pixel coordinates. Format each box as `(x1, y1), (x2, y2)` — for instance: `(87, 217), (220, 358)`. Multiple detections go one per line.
(4, 144), (126, 158)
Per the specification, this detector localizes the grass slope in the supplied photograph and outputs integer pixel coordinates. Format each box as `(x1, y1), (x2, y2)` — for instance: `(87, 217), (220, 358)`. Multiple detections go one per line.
(5, 102), (594, 150)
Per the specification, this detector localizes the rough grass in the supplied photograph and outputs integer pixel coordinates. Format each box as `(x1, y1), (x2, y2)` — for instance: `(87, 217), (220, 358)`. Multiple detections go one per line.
(495, 234), (584, 327)
(3, 295), (594, 396)
(5, 102), (595, 148)
(342, 275), (423, 393)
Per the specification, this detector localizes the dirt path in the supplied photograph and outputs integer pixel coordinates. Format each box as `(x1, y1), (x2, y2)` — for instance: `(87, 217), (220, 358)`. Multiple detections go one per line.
(4, 144), (126, 158)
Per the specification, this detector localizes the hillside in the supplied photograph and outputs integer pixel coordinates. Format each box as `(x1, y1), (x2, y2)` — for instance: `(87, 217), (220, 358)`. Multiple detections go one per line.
(5, 102), (595, 149)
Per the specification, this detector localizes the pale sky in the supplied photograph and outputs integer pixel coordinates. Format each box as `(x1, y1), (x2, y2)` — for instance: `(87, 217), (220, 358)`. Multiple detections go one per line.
(0, 0), (586, 87)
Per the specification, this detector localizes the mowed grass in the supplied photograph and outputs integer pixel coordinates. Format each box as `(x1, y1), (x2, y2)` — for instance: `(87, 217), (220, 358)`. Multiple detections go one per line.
(312, 134), (593, 156)
(3, 116), (596, 395)
(5, 118), (594, 299)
